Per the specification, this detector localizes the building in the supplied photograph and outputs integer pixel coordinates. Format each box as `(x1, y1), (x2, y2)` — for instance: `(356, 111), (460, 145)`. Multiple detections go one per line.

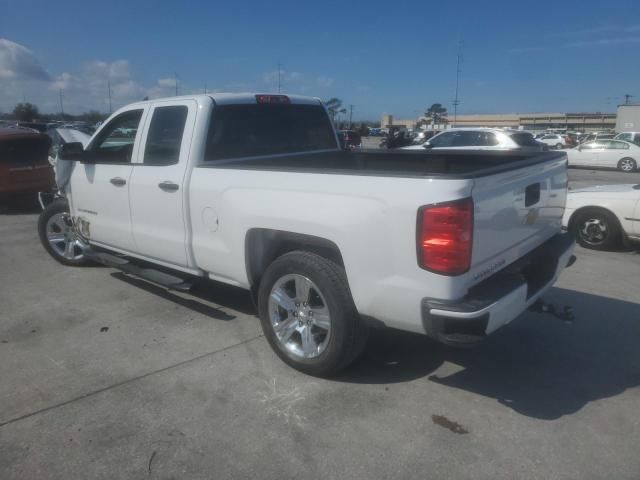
(383, 112), (616, 132)
(381, 114), (417, 130)
(616, 104), (640, 132)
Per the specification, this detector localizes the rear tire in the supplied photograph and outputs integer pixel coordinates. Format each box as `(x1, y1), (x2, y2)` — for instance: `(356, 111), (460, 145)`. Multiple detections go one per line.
(617, 157), (637, 172)
(38, 198), (90, 266)
(555, 143), (563, 150)
(571, 208), (621, 250)
(258, 251), (368, 376)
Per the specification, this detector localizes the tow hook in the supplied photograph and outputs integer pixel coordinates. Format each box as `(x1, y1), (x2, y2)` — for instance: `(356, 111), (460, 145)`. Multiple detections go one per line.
(529, 299), (574, 323)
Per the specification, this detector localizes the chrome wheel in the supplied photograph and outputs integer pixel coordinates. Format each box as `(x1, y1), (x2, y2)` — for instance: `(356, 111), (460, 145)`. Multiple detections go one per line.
(579, 217), (608, 246)
(268, 274), (331, 359)
(619, 158), (636, 172)
(46, 212), (86, 261)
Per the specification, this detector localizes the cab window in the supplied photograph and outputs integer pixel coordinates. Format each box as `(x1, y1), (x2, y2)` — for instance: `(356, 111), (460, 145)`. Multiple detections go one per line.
(88, 110), (143, 163)
(143, 106), (188, 165)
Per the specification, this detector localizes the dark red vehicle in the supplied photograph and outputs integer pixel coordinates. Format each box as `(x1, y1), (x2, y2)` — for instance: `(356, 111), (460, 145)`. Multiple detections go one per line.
(0, 128), (54, 204)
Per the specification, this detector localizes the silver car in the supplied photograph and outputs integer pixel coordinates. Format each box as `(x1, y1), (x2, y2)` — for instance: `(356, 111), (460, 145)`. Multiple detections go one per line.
(566, 140), (639, 172)
(401, 128), (547, 152)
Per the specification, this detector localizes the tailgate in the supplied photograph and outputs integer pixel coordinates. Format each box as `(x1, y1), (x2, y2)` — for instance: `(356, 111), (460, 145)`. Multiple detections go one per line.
(468, 153), (568, 286)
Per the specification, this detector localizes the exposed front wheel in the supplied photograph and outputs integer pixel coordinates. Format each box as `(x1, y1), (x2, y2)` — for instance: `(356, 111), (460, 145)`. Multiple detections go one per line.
(618, 157), (637, 172)
(258, 251), (368, 376)
(38, 198), (90, 266)
(571, 209), (621, 250)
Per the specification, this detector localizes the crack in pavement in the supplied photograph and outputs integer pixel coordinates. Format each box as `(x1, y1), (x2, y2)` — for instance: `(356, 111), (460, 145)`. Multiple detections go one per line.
(0, 334), (264, 429)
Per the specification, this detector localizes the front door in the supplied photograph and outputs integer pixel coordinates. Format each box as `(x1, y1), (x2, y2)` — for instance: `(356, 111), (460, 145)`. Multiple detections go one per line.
(69, 107), (147, 251)
(129, 100), (196, 267)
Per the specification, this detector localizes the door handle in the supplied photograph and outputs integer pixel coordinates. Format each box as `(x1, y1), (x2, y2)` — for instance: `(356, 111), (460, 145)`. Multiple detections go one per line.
(110, 177), (126, 187)
(158, 181), (179, 192)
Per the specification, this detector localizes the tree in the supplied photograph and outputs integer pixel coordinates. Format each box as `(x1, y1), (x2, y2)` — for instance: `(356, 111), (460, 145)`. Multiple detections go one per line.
(324, 97), (347, 124)
(424, 103), (448, 127)
(13, 102), (39, 122)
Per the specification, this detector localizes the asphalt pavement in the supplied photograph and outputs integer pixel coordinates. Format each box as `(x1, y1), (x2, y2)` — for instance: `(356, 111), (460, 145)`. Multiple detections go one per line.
(1, 168), (639, 480)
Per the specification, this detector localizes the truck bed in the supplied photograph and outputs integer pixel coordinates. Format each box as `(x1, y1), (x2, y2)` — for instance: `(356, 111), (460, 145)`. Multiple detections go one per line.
(200, 149), (566, 179)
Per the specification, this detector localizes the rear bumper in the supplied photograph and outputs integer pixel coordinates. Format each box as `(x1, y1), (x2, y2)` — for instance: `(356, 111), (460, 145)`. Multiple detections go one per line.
(421, 233), (575, 345)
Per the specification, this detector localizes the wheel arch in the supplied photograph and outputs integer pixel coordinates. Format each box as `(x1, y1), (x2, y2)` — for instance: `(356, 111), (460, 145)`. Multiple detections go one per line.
(245, 228), (345, 299)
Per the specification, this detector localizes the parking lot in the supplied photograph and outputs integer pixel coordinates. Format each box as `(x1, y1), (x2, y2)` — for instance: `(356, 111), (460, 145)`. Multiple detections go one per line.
(1, 168), (639, 479)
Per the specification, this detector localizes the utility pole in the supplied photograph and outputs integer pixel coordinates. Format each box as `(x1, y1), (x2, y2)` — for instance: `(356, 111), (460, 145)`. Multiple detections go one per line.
(277, 62), (282, 93)
(204, 82), (207, 94)
(107, 79), (112, 113)
(59, 89), (65, 118)
(175, 73), (179, 96)
(349, 105), (354, 129)
(452, 40), (463, 128)
(624, 94), (634, 105)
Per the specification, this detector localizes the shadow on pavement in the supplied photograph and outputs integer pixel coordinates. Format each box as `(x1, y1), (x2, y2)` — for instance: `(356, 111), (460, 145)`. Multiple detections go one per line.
(0, 200), (41, 215)
(106, 268), (639, 420)
(337, 287), (640, 420)
(111, 272), (256, 321)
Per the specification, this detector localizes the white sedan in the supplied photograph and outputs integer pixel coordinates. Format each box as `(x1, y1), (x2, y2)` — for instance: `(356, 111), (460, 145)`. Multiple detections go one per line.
(566, 140), (639, 173)
(563, 184), (640, 249)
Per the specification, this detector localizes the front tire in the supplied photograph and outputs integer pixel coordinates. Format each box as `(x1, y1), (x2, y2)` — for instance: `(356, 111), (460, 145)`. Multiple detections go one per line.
(571, 209), (621, 250)
(38, 198), (89, 266)
(258, 251), (368, 376)
(617, 157), (637, 172)
(555, 143), (563, 150)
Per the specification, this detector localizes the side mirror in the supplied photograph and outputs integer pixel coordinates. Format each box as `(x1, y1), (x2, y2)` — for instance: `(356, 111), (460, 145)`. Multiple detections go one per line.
(59, 142), (86, 161)
(422, 142), (433, 149)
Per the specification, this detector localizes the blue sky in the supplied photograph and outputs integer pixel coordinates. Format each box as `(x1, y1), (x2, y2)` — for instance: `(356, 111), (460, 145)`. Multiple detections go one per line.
(1, 0), (639, 119)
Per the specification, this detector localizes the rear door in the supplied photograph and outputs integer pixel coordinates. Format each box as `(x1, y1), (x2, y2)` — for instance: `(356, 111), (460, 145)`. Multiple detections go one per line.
(69, 107), (147, 251)
(128, 99), (196, 267)
(469, 154), (568, 284)
(596, 140), (630, 168)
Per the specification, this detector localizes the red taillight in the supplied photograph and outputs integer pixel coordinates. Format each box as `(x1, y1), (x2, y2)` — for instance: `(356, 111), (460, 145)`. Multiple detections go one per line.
(255, 94), (290, 104)
(417, 198), (473, 275)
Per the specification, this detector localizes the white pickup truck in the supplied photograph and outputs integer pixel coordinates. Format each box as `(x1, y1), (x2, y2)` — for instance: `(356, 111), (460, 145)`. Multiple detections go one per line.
(38, 93), (575, 375)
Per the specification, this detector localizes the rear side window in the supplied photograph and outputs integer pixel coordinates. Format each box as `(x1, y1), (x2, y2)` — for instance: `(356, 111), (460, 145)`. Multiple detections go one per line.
(602, 141), (629, 150)
(429, 132), (456, 147)
(205, 104), (337, 161)
(478, 132), (500, 146)
(451, 131), (482, 146)
(509, 132), (539, 147)
(143, 106), (188, 165)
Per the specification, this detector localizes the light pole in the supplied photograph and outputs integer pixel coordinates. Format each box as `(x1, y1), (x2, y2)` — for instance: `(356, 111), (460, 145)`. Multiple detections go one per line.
(452, 40), (463, 128)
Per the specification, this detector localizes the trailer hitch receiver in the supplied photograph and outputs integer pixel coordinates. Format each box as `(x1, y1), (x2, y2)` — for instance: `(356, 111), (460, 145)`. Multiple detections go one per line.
(529, 299), (574, 323)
